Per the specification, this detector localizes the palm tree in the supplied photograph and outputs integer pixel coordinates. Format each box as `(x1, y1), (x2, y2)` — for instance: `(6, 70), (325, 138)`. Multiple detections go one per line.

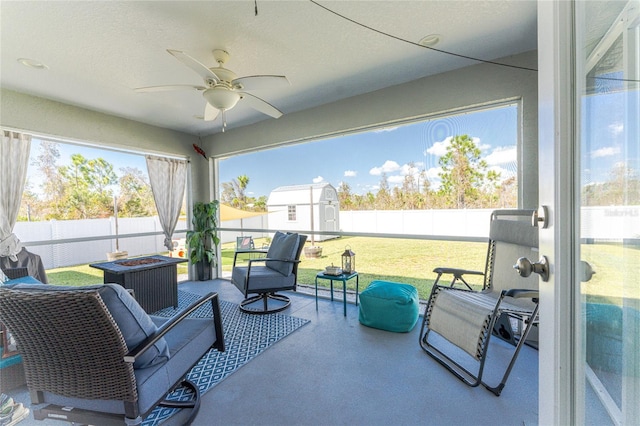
(222, 174), (250, 208)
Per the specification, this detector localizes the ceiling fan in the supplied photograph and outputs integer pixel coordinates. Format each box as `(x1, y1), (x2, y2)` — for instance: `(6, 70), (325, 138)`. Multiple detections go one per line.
(135, 49), (289, 130)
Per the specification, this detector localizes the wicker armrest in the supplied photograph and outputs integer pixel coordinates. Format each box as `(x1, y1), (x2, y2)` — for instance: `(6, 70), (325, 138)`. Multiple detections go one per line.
(124, 292), (225, 363)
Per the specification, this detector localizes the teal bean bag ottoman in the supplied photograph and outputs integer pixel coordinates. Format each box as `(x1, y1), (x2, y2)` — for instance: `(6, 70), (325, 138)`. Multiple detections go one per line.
(359, 280), (419, 332)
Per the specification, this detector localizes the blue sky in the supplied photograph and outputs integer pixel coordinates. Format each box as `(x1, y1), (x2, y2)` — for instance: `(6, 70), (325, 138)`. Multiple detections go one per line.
(26, 92), (632, 200)
(220, 104), (519, 198)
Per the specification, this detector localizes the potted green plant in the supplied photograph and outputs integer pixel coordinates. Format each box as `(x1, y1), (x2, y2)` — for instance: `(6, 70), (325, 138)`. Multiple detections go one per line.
(186, 200), (220, 281)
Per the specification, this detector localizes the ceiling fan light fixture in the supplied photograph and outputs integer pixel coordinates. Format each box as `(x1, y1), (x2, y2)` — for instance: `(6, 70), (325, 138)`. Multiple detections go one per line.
(202, 87), (241, 111)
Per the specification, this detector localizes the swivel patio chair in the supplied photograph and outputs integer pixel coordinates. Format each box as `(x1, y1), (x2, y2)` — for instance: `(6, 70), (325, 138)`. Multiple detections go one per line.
(419, 209), (540, 396)
(231, 231), (307, 314)
(0, 283), (225, 425)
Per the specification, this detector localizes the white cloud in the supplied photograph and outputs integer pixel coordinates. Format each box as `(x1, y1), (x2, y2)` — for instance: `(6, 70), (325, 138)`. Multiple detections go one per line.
(425, 167), (442, 180)
(388, 175), (405, 184)
(609, 122), (623, 136)
(425, 136), (486, 157)
(373, 126), (398, 133)
(425, 137), (452, 156)
(400, 163), (421, 176)
(369, 160), (400, 176)
(312, 176), (325, 183)
(485, 146), (517, 165)
(344, 170), (357, 177)
(591, 146), (620, 158)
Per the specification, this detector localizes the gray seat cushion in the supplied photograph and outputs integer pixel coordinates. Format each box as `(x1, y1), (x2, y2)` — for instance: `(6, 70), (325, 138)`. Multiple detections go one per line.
(232, 265), (296, 293)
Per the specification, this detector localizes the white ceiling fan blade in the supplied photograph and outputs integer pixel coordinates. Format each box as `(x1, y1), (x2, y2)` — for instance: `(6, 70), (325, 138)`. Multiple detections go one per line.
(167, 49), (220, 83)
(134, 84), (206, 93)
(232, 75), (290, 91)
(239, 92), (284, 118)
(204, 102), (220, 121)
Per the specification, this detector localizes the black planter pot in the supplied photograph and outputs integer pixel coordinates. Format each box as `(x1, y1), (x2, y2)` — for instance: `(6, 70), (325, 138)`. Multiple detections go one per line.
(196, 260), (212, 281)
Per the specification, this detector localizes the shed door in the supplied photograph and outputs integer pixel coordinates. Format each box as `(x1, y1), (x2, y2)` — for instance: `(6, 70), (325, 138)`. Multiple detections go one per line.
(324, 205), (336, 232)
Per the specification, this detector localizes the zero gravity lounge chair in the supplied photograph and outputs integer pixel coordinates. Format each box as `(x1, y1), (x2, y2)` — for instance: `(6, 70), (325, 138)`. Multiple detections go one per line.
(419, 209), (540, 396)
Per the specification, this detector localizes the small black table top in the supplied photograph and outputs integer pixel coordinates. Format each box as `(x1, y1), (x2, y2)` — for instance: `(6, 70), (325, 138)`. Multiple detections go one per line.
(89, 255), (187, 274)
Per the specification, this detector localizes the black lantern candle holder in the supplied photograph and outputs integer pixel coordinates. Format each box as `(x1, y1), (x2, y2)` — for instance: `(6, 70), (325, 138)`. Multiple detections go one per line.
(341, 246), (355, 274)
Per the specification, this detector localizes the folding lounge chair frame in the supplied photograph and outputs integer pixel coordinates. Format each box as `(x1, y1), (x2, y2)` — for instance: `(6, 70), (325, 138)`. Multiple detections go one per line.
(419, 209), (539, 396)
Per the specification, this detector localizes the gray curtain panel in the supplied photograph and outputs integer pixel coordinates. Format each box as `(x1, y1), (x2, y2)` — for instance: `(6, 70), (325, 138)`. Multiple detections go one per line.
(145, 155), (187, 251)
(0, 130), (31, 261)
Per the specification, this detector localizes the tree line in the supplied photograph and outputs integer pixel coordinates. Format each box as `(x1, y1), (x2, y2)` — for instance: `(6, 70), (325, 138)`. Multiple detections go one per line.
(19, 136), (637, 221)
(19, 141), (156, 221)
(338, 135), (516, 210)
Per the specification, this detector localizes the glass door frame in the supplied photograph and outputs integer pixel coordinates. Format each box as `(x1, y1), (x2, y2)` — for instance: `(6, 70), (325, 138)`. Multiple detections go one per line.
(537, 1), (577, 424)
(538, 1), (640, 424)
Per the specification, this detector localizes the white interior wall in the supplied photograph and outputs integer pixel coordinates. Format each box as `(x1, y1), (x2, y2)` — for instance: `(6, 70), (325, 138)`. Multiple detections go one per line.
(0, 89), (209, 202)
(1, 50), (538, 208)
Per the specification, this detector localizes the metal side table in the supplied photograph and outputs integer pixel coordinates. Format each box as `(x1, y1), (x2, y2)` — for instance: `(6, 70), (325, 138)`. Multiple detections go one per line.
(315, 271), (359, 316)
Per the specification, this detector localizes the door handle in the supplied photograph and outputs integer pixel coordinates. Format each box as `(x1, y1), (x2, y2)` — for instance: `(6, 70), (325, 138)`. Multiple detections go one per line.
(514, 256), (550, 282)
(580, 260), (595, 282)
(532, 205), (549, 228)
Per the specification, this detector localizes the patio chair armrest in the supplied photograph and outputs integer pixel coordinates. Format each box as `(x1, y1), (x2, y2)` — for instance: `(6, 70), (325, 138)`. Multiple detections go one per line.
(124, 292), (224, 363)
(248, 257), (300, 264)
(433, 267), (484, 290)
(503, 289), (539, 300)
(433, 267), (484, 276)
(233, 249), (268, 266)
(245, 257), (301, 277)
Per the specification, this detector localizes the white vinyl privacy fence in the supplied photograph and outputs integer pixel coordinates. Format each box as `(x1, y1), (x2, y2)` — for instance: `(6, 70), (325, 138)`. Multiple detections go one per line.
(15, 206), (638, 270)
(15, 217), (186, 270)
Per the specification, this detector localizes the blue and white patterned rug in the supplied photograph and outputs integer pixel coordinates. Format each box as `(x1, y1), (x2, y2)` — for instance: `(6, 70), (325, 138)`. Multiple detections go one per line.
(142, 291), (310, 425)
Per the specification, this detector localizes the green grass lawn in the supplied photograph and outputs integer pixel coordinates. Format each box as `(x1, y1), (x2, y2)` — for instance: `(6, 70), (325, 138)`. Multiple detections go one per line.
(44, 237), (639, 306)
(45, 255), (189, 287)
(222, 236), (488, 300)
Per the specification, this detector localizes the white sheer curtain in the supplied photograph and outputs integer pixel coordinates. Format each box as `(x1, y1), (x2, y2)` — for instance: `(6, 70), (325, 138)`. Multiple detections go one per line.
(0, 130), (31, 261)
(145, 155), (187, 251)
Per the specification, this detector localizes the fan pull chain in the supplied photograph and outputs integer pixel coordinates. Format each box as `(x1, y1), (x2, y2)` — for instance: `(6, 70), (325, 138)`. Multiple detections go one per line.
(254, 0), (258, 16)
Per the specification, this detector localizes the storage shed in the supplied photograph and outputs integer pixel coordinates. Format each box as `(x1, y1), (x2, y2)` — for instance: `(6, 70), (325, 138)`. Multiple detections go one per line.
(267, 183), (339, 241)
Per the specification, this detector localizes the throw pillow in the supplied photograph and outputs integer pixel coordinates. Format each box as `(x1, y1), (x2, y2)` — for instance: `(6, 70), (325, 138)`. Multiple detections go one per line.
(98, 284), (170, 369)
(0, 268), (8, 284)
(265, 231), (300, 276)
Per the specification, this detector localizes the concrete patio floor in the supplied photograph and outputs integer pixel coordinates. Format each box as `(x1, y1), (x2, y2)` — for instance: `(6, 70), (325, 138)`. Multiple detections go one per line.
(173, 279), (538, 426)
(7, 278), (538, 426)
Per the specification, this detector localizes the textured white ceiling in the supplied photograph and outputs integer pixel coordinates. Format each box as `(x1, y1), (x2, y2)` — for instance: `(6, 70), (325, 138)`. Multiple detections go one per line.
(1, 1), (537, 136)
